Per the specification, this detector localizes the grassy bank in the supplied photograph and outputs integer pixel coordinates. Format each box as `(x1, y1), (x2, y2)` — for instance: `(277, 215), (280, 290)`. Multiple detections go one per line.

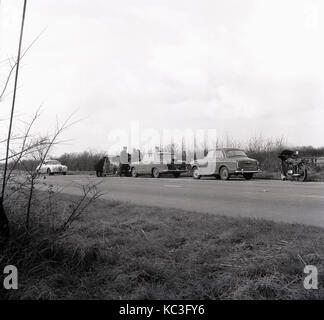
(1, 193), (324, 300)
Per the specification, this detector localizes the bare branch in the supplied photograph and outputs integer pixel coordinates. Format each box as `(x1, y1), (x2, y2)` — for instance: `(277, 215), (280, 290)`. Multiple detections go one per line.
(0, 29), (45, 102)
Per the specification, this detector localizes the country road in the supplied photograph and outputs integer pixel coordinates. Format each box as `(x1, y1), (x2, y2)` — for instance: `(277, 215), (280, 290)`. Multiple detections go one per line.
(38, 175), (324, 227)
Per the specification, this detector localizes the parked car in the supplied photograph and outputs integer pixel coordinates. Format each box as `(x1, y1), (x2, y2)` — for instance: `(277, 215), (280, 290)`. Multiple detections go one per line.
(36, 159), (68, 176)
(130, 152), (187, 178)
(107, 155), (120, 175)
(190, 148), (261, 180)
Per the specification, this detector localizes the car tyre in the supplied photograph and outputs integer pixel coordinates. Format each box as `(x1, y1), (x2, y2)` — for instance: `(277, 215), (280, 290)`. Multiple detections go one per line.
(192, 167), (201, 180)
(220, 167), (230, 181)
(173, 172), (180, 178)
(47, 168), (53, 176)
(152, 168), (160, 178)
(131, 167), (138, 178)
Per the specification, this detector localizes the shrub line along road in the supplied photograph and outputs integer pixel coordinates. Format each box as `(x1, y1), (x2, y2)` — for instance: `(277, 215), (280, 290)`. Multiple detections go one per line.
(39, 175), (324, 227)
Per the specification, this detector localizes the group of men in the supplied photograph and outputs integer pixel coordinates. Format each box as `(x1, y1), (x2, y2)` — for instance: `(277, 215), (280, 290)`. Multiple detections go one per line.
(95, 147), (141, 177)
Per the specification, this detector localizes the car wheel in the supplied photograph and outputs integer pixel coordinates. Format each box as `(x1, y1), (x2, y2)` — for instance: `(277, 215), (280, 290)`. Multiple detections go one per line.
(173, 172), (180, 178)
(243, 173), (253, 180)
(47, 168), (53, 176)
(220, 167), (230, 181)
(131, 167), (138, 178)
(62, 172), (67, 176)
(152, 168), (160, 178)
(192, 167), (201, 179)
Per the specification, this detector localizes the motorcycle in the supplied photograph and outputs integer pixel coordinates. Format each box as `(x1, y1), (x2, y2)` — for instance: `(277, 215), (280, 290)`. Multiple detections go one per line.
(280, 151), (308, 182)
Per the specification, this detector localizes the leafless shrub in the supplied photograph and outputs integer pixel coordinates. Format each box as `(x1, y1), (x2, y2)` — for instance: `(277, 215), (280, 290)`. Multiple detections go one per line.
(57, 151), (106, 172)
(1, 110), (103, 235)
(245, 134), (288, 171)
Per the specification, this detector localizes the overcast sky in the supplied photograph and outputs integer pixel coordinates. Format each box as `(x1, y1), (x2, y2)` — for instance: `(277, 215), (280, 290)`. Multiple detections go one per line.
(1, 0), (324, 155)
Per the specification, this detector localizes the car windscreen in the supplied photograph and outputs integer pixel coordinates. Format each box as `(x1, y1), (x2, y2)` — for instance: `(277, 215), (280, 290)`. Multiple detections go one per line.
(47, 161), (60, 165)
(226, 150), (247, 158)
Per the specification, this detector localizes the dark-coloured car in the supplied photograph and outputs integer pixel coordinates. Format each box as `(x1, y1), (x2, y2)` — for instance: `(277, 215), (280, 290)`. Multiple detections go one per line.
(130, 152), (187, 178)
(190, 148), (261, 180)
(107, 155), (120, 175)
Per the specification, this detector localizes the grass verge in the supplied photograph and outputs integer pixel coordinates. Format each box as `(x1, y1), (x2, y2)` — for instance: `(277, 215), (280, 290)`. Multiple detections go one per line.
(1, 193), (323, 300)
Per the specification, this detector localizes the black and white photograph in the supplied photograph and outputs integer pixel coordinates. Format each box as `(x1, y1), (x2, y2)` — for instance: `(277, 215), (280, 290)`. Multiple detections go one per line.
(0, 0), (324, 306)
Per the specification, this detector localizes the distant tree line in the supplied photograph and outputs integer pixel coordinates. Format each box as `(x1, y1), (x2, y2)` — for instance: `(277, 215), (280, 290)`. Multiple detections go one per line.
(57, 151), (105, 172)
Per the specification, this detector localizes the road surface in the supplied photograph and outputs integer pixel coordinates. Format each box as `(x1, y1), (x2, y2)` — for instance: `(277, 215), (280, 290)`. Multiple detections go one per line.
(39, 175), (324, 227)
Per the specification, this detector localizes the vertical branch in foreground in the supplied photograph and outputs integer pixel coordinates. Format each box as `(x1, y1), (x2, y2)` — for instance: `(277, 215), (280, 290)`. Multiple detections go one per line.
(25, 113), (78, 230)
(1, 0), (28, 200)
(0, 0), (27, 244)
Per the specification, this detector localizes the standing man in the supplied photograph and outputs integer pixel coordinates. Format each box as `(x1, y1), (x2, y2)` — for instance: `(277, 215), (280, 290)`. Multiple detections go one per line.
(119, 147), (130, 177)
(102, 156), (110, 176)
(131, 148), (140, 163)
(95, 156), (107, 177)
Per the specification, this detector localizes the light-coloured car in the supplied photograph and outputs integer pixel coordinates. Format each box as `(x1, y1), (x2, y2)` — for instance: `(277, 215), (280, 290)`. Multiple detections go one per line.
(36, 160), (68, 176)
(190, 148), (261, 180)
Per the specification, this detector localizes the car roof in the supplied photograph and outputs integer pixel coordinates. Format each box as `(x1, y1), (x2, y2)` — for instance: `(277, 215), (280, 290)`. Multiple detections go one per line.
(210, 148), (243, 151)
(146, 152), (171, 155)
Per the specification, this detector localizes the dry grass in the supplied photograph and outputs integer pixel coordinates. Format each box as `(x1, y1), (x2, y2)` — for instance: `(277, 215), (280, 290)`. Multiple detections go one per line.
(1, 193), (324, 300)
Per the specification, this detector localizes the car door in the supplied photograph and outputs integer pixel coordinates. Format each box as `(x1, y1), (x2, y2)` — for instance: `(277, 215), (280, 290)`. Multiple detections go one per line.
(154, 153), (166, 172)
(138, 154), (152, 174)
(135, 155), (146, 174)
(215, 150), (226, 173)
(146, 154), (155, 174)
(199, 150), (216, 175)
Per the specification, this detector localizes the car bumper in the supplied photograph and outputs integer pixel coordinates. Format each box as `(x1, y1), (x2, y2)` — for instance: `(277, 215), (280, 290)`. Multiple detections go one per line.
(234, 169), (262, 174)
(161, 169), (188, 173)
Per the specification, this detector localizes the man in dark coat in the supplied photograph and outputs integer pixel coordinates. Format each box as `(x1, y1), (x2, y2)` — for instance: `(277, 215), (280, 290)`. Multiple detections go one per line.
(95, 156), (107, 177)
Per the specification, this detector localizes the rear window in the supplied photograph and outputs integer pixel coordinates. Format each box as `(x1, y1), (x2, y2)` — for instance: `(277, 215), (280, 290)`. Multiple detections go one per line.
(226, 150), (247, 158)
(47, 160), (60, 165)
